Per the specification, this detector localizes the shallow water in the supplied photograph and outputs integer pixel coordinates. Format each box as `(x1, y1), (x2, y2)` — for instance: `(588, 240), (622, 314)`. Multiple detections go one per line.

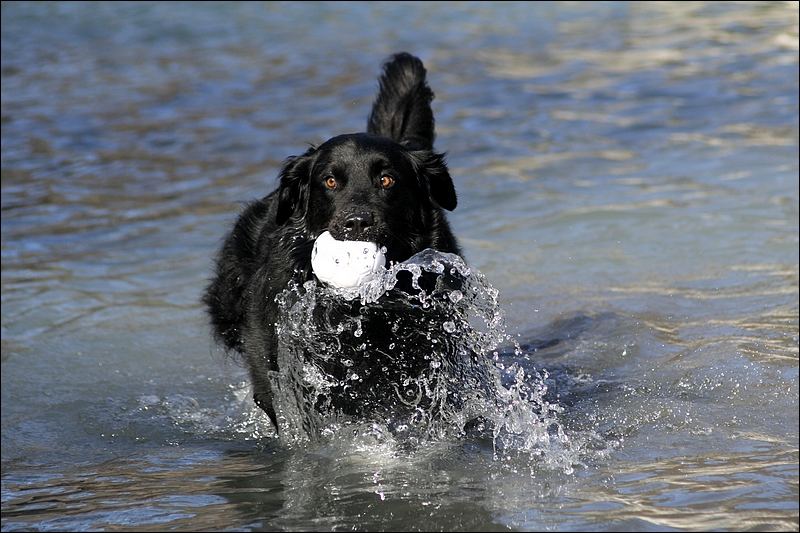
(2, 2), (798, 531)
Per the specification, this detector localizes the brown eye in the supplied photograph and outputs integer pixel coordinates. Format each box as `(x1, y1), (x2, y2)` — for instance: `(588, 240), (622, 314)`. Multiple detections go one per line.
(380, 175), (395, 189)
(324, 176), (337, 190)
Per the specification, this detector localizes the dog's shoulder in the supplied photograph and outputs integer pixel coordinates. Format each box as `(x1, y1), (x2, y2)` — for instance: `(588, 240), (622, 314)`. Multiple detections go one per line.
(204, 190), (287, 352)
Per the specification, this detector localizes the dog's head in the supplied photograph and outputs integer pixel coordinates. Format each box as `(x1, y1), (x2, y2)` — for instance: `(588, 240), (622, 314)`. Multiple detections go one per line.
(274, 53), (457, 263)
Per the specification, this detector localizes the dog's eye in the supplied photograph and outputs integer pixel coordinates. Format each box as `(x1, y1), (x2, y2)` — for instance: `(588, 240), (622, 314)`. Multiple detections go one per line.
(380, 175), (395, 189)
(324, 176), (337, 190)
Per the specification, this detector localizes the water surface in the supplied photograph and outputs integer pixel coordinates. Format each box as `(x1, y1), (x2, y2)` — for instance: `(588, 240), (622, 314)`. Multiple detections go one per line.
(2, 2), (798, 531)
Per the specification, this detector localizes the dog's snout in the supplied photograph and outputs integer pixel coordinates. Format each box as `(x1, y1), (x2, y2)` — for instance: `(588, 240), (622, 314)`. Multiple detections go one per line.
(343, 212), (375, 234)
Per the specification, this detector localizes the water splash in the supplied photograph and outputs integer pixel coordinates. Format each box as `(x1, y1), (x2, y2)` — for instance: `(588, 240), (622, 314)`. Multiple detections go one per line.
(268, 250), (591, 471)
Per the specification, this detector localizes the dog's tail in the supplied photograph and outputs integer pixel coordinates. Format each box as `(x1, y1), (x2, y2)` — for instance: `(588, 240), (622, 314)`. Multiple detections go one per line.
(367, 52), (435, 150)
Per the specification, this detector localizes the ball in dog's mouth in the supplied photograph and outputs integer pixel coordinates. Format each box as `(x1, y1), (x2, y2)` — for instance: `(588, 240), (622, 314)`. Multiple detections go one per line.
(311, 231), (387, 289)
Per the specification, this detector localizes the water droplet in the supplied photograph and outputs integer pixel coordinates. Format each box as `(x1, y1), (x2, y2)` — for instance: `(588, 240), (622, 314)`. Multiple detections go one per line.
(448, 290), (463, 303)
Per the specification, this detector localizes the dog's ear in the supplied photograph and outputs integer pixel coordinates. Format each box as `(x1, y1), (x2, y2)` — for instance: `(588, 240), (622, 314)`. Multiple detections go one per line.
(275, 148), (315, 225)
(409, 150), (457, 211)
(367, 53), (435, 151)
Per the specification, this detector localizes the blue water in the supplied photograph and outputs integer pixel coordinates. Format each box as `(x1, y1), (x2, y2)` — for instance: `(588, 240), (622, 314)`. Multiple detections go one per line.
(2, 2), (798, 531)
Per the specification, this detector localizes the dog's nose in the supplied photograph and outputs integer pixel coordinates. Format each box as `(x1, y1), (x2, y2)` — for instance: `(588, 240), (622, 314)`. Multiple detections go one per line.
(343, 212), (375, 234)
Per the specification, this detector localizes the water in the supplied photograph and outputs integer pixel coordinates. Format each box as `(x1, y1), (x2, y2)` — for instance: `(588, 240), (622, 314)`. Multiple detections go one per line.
(2, 1), (798, 530)
(269, 250), (574, 457)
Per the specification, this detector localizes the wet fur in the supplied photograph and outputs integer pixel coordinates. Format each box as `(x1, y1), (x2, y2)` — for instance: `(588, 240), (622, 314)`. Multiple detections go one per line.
(204, 53), (461, 428)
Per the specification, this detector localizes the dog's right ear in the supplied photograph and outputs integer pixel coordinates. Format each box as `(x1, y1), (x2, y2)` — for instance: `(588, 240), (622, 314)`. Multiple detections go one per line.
(367, 52), (436, 151)
(275, 148), (315, 225)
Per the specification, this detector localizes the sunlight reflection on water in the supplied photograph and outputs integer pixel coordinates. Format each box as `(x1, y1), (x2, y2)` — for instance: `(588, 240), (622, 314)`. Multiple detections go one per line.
(1, 1), (798, 531)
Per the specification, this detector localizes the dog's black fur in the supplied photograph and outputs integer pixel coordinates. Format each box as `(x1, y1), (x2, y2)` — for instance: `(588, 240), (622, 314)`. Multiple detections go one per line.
(204, 53), (461, 428)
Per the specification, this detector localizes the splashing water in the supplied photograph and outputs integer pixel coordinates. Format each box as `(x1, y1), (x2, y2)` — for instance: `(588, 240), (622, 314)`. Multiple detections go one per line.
(269, 250), (592, 471)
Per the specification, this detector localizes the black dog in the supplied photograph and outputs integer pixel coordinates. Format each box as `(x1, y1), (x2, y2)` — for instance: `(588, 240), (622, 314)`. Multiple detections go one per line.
(204, 53), (462, 429)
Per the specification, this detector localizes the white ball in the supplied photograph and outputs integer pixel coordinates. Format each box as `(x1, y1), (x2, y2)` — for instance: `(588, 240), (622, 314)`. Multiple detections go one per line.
(311, 231), (387, 289)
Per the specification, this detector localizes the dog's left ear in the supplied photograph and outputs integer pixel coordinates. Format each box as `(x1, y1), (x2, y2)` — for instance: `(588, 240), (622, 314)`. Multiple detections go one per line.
(409, 150), (457, 211)
(275, 148), (316, 225)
